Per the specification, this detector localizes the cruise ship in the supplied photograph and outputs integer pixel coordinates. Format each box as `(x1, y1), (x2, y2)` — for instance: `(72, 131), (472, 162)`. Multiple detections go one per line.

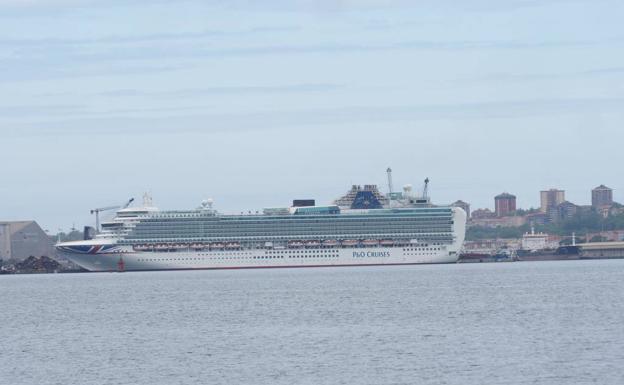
(57, 181), (467, 272)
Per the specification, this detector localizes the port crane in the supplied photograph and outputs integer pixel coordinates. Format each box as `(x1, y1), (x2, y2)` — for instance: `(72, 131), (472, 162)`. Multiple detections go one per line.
(91, 198), (134, 233)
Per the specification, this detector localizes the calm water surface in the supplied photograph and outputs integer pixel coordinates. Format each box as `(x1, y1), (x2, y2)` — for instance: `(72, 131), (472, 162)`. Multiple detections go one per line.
(1, 260), (623, 385)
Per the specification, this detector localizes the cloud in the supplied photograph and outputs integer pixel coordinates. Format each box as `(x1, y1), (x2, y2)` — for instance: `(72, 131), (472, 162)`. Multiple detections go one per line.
(1, 31), (602, 83)
(0, 26), (301, 47)
(0, 0), (602, 12)
(0, 104), (86, 117)
(583, 67), (624, 75)
(93, 84), (345, 98)
(456, 66), (624, 84)
(8, 97), (623, 137)
(1, 36), (596, 65)
(1, 84), (345, 122)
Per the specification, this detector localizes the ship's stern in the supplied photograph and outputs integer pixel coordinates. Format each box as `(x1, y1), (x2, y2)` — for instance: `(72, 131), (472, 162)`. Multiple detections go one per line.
(450, 207), (467, 262)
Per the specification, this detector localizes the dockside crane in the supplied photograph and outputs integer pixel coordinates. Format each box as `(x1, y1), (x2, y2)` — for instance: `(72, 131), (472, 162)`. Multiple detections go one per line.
(91, 198), (134, 233)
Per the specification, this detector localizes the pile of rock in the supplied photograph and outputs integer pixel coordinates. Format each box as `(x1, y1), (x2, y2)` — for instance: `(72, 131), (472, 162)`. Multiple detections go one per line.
(14, 256), (62, 274)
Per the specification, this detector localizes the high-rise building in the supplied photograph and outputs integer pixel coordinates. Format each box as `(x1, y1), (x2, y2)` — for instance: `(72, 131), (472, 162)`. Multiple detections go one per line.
(495, 193), (516, 217)
(452, 200), (470, 218)
(540, 189), (565, 212)
(551, 201), (578, 223)
(592, 185), (613, 208)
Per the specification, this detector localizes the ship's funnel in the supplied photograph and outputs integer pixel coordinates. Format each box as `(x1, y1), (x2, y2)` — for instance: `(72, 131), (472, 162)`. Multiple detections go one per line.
(84, 226), (96, 240)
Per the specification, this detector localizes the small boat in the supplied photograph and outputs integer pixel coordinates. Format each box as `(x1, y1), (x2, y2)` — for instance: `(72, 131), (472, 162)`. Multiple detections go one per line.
(155, 244), (169, 251)
(342, 239), (359, 247)
(133, 244), (151, 251)
(288, 241), (304, 248)
(305, 240), (321, 248)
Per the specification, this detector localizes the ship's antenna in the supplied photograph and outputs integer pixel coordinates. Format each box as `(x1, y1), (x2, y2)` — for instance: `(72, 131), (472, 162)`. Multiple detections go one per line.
(386, 167), (394, 195)
(143, 192), (153, 207)
(423, 178), (430, 200)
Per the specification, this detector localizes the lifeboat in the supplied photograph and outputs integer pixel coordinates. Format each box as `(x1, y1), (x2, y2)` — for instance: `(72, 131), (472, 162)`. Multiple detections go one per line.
(210, 243), (225, 250)
(225, 242), (241, 249)
(288, 241), (304, 248)
(155, 244), (169, 251)
(191, 243), (205, 250)
(133, 244), (150, 251)
(305, 240), (321, 248)
(342, 239), (359, 247)
(322, 239), (339, 247)
(362, 239), (379, 247)
(380, 239), (394, 247)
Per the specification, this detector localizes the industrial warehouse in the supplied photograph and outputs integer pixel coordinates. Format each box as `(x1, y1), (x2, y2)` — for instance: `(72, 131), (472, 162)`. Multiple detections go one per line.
(0, 221), (54, 262)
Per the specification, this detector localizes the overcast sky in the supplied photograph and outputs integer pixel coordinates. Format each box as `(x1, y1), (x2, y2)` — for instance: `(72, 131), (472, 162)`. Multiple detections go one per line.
(1, 0), (623, 231)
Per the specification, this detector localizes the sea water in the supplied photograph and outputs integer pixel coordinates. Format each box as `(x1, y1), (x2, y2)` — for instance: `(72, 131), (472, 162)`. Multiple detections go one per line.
(1, 260), (623, 385)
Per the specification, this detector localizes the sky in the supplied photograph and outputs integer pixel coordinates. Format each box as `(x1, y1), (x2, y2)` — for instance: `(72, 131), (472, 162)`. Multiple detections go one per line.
(0, 0), (623, 232)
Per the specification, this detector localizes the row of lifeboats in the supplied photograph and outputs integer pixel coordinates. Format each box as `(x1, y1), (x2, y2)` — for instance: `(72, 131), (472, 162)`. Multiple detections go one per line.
(133, 242), (242, 252)
(288, 239), (400, 248)
(133, 239), (412, 252)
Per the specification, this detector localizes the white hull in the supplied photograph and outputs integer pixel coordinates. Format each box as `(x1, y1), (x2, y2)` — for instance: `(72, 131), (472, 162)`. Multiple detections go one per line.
(59, 245), (460, 272)
(58, 206), (467, 272)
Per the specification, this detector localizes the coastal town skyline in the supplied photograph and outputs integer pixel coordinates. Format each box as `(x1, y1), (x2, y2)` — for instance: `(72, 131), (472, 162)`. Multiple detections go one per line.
(3, 128), (624, 231)
(2, 168), (622, 234)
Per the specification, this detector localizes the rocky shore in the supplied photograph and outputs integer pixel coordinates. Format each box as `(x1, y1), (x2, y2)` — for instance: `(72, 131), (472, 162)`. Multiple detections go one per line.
(0, 256), (86, 274)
